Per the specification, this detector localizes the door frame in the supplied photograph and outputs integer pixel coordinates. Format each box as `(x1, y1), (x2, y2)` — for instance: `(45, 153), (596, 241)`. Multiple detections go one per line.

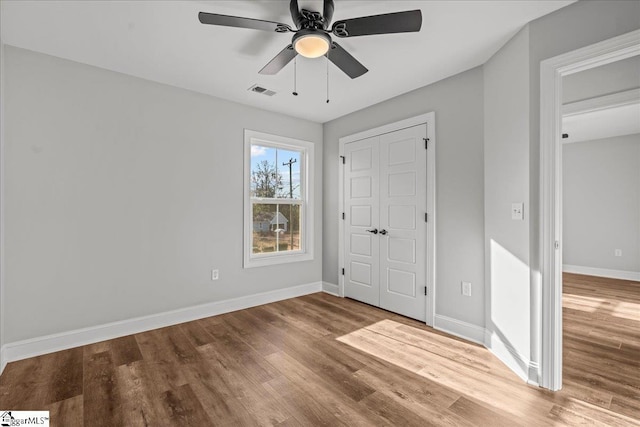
(539, 29), (640, 391)
(338, 112), (436, 326)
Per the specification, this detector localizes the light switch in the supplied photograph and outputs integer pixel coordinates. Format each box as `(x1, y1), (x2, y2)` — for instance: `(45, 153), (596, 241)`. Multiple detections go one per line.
(512, 203), (524, 220)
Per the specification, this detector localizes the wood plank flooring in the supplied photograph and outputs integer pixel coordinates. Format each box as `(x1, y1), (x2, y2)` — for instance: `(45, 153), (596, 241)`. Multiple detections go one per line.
(1, 273), (639, 426)
(562, 273), (640, 421)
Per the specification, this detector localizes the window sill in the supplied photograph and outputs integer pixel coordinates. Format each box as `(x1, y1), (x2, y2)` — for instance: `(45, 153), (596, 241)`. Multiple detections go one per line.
(244, 251), (314, 268)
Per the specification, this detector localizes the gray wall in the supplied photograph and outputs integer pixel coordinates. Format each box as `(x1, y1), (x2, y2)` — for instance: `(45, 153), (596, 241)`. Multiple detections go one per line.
(479, 0), (639, 383)
(528, 0), (640, 293)
(563, 55), (640, 104)
(522, 0), (638, 381)
(563, 134), (640, 272)
(3, 46), (323, 343)
(483, 26), (531, 369)
(323, 67), (485, 328)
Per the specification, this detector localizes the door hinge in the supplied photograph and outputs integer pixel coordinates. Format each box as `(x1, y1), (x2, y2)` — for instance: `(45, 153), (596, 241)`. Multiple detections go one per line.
(554, 241), (560, 250)
(423, 138), (429, 149)
(342, 212), (345, 220)
(425, 213), (428, 223)
(342, 268), (345, 276)
(340, 155), (345, 164)
(424, 286), (428, 296)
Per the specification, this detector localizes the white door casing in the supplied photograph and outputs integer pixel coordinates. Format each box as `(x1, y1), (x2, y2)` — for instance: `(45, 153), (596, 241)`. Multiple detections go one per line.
(344, 124), (428, 321)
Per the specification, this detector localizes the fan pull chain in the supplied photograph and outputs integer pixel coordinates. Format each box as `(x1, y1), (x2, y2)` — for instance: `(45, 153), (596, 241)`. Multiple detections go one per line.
(292, 57), (298, 96)
(326, 50), (330, 103)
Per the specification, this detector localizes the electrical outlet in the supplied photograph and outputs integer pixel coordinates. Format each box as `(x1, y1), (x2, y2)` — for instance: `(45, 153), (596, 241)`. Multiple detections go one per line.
(614, 249), (622, 257)
(211, 269), (219, 280)
(462, 281), (472, 296)
(511, 203), (524, 220)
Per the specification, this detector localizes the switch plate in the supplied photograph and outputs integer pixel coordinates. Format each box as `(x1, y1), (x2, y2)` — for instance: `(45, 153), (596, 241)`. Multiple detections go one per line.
(614, 249), (622, 257)
(512, 203), (524, 220)
(462, 281), (472, 296)
(212, 269), (219, 280)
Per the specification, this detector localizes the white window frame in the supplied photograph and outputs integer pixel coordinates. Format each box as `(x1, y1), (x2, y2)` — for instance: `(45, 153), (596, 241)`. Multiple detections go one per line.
(244, 129), (314, 268)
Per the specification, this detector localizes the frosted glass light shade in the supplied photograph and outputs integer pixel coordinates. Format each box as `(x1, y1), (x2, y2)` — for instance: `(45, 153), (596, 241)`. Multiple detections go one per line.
(294, 34), (330, 58)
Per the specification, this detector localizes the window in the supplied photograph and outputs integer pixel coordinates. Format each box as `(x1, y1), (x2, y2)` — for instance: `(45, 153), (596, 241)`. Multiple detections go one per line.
(244, 130), (314, 268)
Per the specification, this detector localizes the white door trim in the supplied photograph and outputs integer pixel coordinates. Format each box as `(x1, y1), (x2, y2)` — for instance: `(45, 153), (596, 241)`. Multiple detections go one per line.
(539, 29), (640, 391)
(338, 112), (436, 326)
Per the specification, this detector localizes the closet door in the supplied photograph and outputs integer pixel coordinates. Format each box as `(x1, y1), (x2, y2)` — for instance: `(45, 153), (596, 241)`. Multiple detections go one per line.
(343, 124), (428, 321)
(379, 125), (427, 321)
(344, 136), (380, 307)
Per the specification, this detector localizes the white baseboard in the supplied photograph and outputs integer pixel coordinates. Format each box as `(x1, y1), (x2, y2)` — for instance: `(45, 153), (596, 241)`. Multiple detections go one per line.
(528, 362), (540, 387)
(563, 264), (640, 281)
(0, 281), (322, 372)
(433, 315), (539, 385)
(484, 330), (534, 384)
(322, 281), (340, 297)
(0, 346), (7, 376)
(433, 314), (485, 345)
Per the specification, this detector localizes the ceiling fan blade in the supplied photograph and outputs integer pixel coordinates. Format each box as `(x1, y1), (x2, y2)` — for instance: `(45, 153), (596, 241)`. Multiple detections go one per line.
(323, 0), (335, 29)
(331, 10), (422, 38)
(328, 43), (368, 79)
(198, 12), (291, 33)
(259, 45), (298, 75)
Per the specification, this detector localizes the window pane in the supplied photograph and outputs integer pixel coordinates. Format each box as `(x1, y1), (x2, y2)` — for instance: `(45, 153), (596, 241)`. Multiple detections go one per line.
(278, 149), (302, 199)
(252, 204), (302, 254)
(250, 145), (282, 198)
(250, 144), (302, 199)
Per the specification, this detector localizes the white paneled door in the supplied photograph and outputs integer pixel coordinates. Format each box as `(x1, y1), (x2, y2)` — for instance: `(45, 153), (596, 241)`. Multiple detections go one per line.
(344, 135), (380, 307)
(344, 124), (427, 321)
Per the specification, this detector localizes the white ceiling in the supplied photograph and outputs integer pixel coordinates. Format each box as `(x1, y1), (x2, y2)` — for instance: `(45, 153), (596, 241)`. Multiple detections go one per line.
(1, 0), (574, 123)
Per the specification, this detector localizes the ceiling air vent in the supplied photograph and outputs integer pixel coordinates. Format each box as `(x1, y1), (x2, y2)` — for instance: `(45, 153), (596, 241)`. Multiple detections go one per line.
(248, 84), (276, 97)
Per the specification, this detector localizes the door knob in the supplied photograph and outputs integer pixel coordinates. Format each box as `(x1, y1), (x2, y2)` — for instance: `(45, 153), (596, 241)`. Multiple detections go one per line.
(379, 229), (388, 235)
(366, 228), (378, 234)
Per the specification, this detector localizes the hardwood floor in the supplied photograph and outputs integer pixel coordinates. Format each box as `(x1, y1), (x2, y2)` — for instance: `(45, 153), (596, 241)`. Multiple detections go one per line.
(1, 274), (639, 426)
(562, 273), (640, 421)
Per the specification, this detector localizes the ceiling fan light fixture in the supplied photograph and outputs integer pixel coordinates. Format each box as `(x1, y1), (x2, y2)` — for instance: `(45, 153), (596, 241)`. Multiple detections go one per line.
(199, 1), (423, 79)
(293, 31), (331, 58)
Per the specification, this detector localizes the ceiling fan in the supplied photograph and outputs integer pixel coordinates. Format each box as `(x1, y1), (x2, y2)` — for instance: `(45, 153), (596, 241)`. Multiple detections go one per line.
(198, 0), (422, 79)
